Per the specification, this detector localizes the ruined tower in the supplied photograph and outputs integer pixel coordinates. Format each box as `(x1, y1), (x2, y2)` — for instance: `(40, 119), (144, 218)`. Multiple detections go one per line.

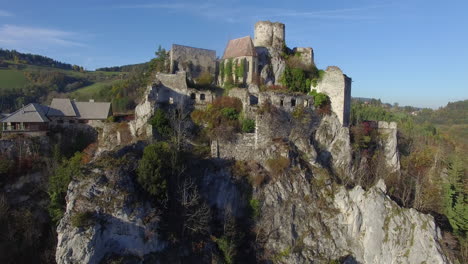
(254, 21), (285, 49)
(314, 66), (352, 127)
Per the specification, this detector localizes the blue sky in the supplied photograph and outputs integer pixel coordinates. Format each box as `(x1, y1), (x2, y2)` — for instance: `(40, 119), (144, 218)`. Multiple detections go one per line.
(0, 0), (467, 108)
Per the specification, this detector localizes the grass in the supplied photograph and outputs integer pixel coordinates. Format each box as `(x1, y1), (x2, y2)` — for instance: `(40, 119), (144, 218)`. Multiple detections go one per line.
(0, 69), (30, 90)
(69, 79), (122, 101)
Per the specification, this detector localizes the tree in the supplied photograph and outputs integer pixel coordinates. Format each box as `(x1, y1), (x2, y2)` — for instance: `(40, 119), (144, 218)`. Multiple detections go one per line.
(137, 142), (171, 201)
(48, 152), (83, 224)
(442, 157), (467, 235)
(149, 45), (168, 73)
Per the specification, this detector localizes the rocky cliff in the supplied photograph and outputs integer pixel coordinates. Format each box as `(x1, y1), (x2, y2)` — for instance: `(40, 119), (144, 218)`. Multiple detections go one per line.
(55, 148), (166, 264)
(54, 92), (450, 263)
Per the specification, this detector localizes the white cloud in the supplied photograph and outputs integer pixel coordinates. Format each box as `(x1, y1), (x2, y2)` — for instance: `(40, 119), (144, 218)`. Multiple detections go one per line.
(0, 9), (13, 17)
(0, 24), (86, 48)
(114, 2), (382, 22)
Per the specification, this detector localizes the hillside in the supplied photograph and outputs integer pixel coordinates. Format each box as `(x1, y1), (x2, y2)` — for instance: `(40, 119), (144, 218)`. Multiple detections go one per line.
(0, 50), (151, 113)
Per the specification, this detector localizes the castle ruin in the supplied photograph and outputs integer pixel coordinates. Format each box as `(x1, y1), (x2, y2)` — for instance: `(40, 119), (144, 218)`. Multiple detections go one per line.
(133, 20), (352, 140)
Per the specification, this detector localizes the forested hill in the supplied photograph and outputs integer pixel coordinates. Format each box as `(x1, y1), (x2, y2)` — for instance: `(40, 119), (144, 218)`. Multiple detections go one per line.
(0, 49), (82, 70)
(416, 99), (468, 125)
(96, 62), (149, 73)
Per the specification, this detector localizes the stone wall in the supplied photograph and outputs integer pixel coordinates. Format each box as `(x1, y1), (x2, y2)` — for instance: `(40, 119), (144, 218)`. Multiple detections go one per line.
(314, 66), (351, 127)
(258, 91), (314, 112)
(254, 21), (285, 49)
(169, 44), (216, 80)
(219, 56), (258, 86)
(368, 121), (400, 173)
(293, 47), (314, 66)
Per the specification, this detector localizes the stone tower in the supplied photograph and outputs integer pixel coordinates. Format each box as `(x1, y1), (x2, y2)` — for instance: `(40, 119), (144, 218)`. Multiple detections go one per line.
(254, 21), (285, 49)
(314, 66), (352, 127)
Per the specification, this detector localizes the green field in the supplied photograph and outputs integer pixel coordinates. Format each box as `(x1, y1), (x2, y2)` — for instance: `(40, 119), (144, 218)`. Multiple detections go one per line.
(69, 79), (122, 101)
(0, 69), (30, 89)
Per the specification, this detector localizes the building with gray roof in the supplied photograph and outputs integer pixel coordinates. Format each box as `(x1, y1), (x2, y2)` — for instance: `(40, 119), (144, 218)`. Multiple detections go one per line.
(1, 98), (112, 135)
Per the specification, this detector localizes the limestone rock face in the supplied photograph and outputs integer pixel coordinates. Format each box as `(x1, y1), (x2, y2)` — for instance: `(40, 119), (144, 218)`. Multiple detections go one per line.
(129, 84), (155, 138)
(314, 114), (353, 178)
(55, 152), (165, 264)
(257, 174), (449, 264)
(256, 47), (286, 86)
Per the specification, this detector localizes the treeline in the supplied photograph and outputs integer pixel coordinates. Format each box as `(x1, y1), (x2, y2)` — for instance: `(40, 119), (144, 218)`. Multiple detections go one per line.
(416, 100), (468, 125)
(0, 49), (82, 70)
(95, 62), (149, 73)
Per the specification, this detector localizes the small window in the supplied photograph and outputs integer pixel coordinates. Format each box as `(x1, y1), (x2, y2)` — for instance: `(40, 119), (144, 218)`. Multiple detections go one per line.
(249, 95), (258, 105)
(304, 100), (309, 107)
(291, 99), (296, 107)
(79, 120), (86, 124)
(57, 120), (64, 124)
(69, 120), (75, 124)
(280, 99), (284, 107)
(200, 94), (206, 101)
(169, 97), (174, 104)
(190, 93), (196, 100)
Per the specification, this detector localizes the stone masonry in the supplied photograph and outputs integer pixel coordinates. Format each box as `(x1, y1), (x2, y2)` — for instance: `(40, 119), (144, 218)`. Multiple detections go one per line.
(254, 21), (285, 49)
(314, 66), (352, 127)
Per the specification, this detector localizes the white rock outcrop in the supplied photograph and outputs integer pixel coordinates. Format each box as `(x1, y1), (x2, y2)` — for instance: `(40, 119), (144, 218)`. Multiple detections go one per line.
(258, 174), (449, 264)
(56, 159), (165, 264)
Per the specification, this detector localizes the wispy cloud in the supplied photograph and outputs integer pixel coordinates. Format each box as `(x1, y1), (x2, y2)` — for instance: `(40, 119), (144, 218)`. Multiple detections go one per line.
(113, 2), (382, 22)
(0, 24), (86, 48)
(0, 9), (13, 17)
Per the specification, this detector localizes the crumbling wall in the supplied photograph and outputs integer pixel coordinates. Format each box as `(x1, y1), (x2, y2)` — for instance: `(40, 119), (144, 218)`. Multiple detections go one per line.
(314, 66), (351, 127)
(258, 91), (314, 112)
(254, 21), (285, 49)
(293, 47), (314, 66)
(169, 44), (216, 80)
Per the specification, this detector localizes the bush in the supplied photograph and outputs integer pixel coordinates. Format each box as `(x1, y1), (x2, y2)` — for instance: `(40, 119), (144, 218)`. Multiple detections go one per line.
(195, 71), (213, 87)
(221, 108), (239, 120)
(137, 142), (171, 201)
(190, 96), (243, 141)
(309, 89), (330, 108)
(71, 211), (95, 228)
(249, 198), (260, 220)
(149, 109), (172, 138)
(241, 119), (255, 133)
(48, 152), (83, 224)
(266, 156), (290, 177)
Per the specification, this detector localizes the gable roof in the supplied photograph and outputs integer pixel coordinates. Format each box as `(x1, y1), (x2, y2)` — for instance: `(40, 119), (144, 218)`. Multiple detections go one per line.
(222, 36), (257, 59)
(73, 101), (111, 120)
(0, 103), (50, 123)
(48, 98), (77, 117)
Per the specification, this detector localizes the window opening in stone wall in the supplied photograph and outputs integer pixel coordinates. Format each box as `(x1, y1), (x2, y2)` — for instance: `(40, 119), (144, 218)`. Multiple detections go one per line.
(200, 94), (206, 101)
(250, 95), (258, 105)
(291, 99), (296, 107)
(280, 99), (284, 107)
(246, 60), (250, 73)
(190, 93), (196, 100)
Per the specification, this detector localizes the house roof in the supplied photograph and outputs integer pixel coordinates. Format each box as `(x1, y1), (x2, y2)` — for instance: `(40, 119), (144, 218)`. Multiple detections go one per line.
(47, 98), (111, 120)
(48, 98), (77, 117)
(73, 101), (111, 120)
(0, 103), (50, 123)
(222, 36), (257, 59)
